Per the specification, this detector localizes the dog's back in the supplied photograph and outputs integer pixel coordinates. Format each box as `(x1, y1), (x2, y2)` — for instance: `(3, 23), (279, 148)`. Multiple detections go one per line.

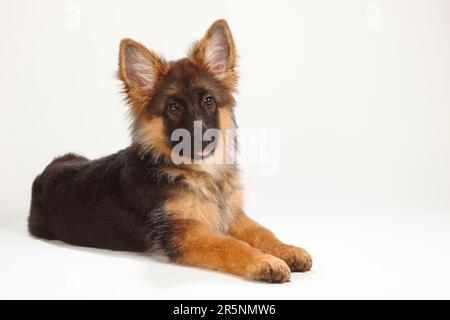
(27, 149), (163, 252)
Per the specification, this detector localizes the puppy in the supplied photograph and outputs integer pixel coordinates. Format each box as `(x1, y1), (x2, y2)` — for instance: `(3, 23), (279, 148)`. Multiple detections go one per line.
(28, 20), (312, 283)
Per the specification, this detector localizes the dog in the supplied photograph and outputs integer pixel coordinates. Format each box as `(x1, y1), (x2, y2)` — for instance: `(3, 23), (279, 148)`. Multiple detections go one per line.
(28, 19), (312, 283)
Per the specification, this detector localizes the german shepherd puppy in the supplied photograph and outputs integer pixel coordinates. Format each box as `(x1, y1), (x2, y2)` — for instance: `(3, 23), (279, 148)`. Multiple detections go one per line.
(28, 20), (312, 283)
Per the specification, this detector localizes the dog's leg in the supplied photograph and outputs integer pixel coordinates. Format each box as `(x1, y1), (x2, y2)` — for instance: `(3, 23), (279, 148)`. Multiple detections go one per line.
(228, 214), (312, 272)
(170, 220), (291, 283)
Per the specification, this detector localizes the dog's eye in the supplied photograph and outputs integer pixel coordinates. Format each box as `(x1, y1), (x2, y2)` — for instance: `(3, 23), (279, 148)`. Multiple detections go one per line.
(203, 95), (214, 106)
(168, 103), (181, 114)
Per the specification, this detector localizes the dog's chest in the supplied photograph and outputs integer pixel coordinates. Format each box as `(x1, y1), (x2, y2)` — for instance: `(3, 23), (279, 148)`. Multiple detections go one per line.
(164, 168), (238, 232)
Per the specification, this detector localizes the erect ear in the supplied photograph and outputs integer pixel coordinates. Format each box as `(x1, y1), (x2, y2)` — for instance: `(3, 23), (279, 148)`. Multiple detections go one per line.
(188, 19), (237, 88)
(118, 38), (166, 93)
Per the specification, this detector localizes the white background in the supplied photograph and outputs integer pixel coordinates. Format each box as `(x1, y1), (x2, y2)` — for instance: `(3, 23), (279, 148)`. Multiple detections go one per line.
(1, 0), (450, 299)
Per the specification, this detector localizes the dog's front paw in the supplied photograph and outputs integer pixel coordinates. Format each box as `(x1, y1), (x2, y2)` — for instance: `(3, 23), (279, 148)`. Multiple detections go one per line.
(246, 255), (291, 283)
(278, 246), (312, 272)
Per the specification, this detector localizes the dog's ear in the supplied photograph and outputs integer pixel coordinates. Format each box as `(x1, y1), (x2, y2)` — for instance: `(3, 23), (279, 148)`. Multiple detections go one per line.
(118, 39), (167, 107)
(189, 19), (237, 90)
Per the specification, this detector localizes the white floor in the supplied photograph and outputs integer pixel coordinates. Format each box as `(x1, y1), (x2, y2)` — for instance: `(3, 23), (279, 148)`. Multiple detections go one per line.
(1, 210), (450, 300)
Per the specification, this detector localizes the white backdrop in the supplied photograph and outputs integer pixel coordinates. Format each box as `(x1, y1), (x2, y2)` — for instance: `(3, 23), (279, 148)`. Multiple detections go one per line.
(1, 0), (450, 299)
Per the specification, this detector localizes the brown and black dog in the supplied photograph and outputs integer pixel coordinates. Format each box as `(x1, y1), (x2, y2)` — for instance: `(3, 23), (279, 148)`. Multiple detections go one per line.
(28, 20), (312, 283)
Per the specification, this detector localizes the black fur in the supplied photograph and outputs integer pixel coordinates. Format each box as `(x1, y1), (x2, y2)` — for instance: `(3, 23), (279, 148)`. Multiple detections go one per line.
(28, 146), (179, 256)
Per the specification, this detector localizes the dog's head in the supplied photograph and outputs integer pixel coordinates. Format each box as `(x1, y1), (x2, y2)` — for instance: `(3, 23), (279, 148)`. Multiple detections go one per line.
(118, 20), (237, 164)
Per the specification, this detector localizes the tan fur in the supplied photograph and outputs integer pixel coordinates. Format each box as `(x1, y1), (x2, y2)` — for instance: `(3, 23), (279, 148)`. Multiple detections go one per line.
(163, 165), (239, 233)
(163, 162), (309, 281)
(227, 188), (244, 215)
(165, 195), (219, 231)
(135, 116), (172, 158)
(228, 214), (313, 272)
(188, 19), (238, 92)
(171, 219), (291, 282)
(218, 106), (234, 130)
(217, 107), (237, 164)
(118, 38), (169, 118)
